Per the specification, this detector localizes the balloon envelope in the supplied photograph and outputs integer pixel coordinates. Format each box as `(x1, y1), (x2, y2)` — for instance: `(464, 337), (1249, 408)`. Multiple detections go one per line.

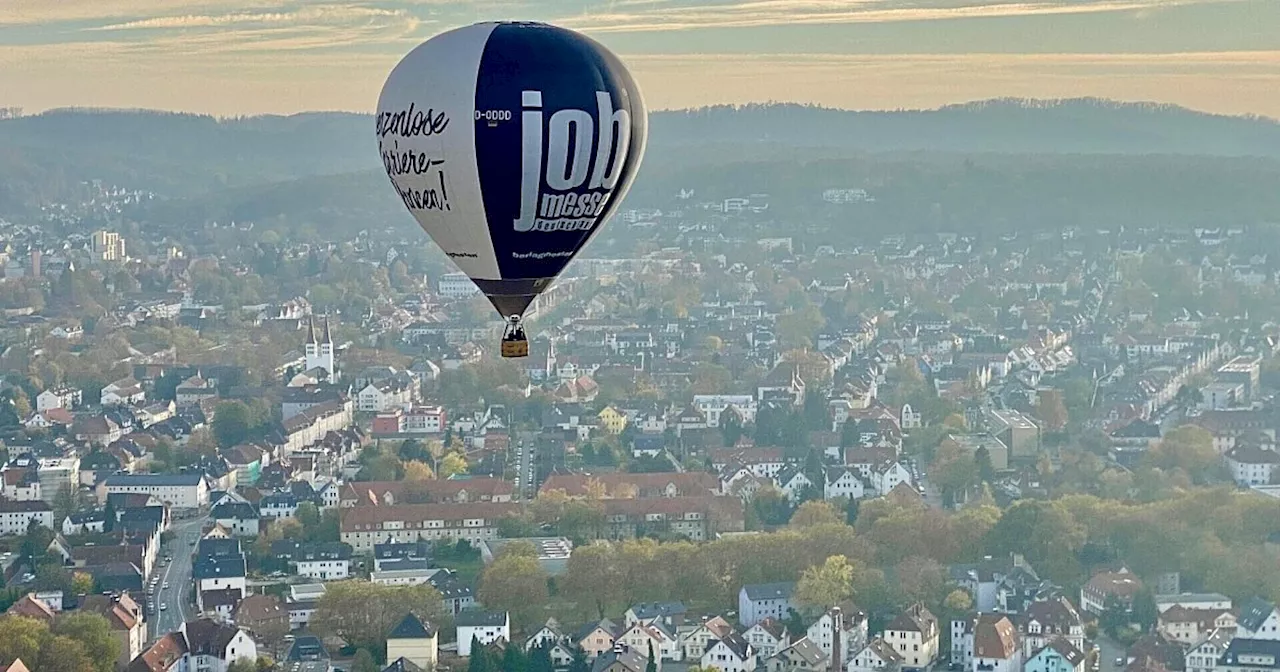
(376, 21), (648, 317)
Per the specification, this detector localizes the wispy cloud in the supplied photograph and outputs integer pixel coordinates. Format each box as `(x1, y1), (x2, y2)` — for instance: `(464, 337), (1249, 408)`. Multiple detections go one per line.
(92, 5), (415, 31)
(562, 0), (1241, 31)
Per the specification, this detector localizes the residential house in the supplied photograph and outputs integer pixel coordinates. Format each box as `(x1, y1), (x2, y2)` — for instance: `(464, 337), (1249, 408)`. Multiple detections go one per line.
(1217, 638), (1280, 672)
(679, 616), (734, 661)
(823, 467), (866, 501)
(625, 602), (688, 630)
(849, 637), (903, 672)
(1019, 597), (1086, 657)
(740, 582), (798, 628)
(1185, 628), (1232, 672)
(806, 605), (867, 666)
(80, 593), (146, 669)
(36, 387), (81, 412)
(1024, 640), (1087, 672)
(766, 637), (828, 672)
(1080, 568), (1143, 615)
(1236, 597), (1280, 640)
(271, 541), (353, 580)
(883, 603), (939, 670)
(101, 377), (145, 406)
(618, 621), (679, 663)
(233, 594), (288, 642)
(456, 610), (510, 657)
(0, 501), (53, 536)
(340, 502), (520, 551)
(701, 632), (756, 672)
(103, 473), (208, 509)
(592, 643), (651, 672)
(575, 619), (623, 660)
(1158, 606), (1237, 644)
(744, 618), (791, 659)
(386, 613), (438, 671)
(127, 618), (256, 672)
(971, 614), (1021, 672)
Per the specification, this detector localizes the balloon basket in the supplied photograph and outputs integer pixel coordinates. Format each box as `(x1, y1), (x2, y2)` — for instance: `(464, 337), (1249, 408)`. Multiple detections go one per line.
(501, 339), (529, 358)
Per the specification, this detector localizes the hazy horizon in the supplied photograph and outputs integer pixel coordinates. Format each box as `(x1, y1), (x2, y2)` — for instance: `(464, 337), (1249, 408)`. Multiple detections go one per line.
(3, 0), (1279, 117)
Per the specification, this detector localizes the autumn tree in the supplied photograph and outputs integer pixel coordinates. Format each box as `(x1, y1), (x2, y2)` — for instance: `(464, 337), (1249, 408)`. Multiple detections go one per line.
(790, 501), (842, 528)
(1036, 389), (1069, 432)
(795, 554), (858, 612)
(561, 544), (623, 619)
(440, 452), (469, 479)
(478, 553), (550, 628)
(403, 460), (435, 482)
(53, 612), (120, 672)
(310, 580), (446, 653)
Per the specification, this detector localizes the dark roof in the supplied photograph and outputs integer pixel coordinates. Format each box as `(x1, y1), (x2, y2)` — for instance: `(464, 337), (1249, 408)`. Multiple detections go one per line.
(455, 610), (507, 628)
(712, 632), (752, 660)
(742, 582), (795, 601)
(183, 619), (240, 656)
(388, 613), (437, 639)
(285, 635), (328, 662)
(193, 556), (246, 580)
(591, 646), (647, 672)
(1221, 638), (1280, 669)
(197, 537), (243, 559)
(1238, 597), (1276, 632)
(382, 658), (426, 672)
(628, 601), (687, 620)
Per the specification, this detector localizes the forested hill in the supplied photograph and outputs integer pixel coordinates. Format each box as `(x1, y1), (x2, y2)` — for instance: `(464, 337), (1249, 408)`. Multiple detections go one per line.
(4, 98), (1280, 217)
(654, 99), (1280, 156)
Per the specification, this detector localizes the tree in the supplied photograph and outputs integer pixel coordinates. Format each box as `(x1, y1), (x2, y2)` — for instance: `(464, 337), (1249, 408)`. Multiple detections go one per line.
(561, 544), (623, 619)
(568, 646), (590, 672)
(71, 571), (94, 595)
(212, 400), (255, 447)
(795, 554), (857, 611)
(403, 460), (435, 482)
(0, 616), (44, 665)
(1132, 588), (1159, 632)
(1144, 425), (1218, 478)
(295, 502), (321, 532)
(228, 660), (259, 672)
(35, 633), (94, 672)
(310, 580), (446, 653)
(790, 501), (841, 528)
(53, 612), (120, 672)
(1036, 389), (1069, 432)
(350, 649), (379, 672)
(943, 589), (973, 612)
(720, 410), (743, 447)
(469, 636), (492, 672)
(478, 553), (550, 628)
(529, 641), (555, 672)
(502, 644), (530, 672)
(975, 446), (996, 484)
(646, 641), (658, 672)
(440, 452), (469, 479)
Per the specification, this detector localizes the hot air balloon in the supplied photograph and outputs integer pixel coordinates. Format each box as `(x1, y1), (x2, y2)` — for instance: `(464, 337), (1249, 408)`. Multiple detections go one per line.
(376, 21), (648, 358)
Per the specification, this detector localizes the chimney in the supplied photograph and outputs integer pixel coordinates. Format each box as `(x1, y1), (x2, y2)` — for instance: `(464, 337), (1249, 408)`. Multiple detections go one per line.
(830, 606), (843, 672)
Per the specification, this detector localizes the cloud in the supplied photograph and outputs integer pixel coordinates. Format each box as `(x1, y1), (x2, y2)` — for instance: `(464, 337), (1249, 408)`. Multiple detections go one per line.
(560, 0), (1242, 31)
(92, 5), (415, 31)
(0, 0), (291, 25)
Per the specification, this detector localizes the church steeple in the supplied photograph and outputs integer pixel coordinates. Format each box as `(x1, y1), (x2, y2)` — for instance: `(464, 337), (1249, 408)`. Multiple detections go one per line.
(322, 316), (333, 344)
(306, 315), (318, 345)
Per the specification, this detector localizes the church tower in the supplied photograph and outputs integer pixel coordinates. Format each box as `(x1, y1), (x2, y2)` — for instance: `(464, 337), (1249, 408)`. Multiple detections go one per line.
(304, 316), (336, 383)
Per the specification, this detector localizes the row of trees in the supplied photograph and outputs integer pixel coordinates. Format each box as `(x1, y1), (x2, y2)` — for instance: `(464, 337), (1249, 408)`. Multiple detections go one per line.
(0, 614), (120, 672)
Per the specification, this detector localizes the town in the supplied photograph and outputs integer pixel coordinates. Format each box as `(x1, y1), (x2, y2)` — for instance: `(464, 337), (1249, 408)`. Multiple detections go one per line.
(1, 178), (1280, 672)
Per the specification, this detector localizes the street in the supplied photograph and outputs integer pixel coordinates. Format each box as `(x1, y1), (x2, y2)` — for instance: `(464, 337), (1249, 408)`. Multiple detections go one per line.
(148, 514), (206, 641)
(1096, 635), (1128, 672)
(516, 431), (537, 499)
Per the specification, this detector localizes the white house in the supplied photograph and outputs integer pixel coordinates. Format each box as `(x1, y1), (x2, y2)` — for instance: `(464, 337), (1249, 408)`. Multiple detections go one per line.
(358, 380), (415, 413)
(884, 603), (939, 670)
(702, 633), (756, 672)
(103, 473), (208, 509)
(824, 467), (866, 500)
(849, 637), (904, 672)
(1020, 597), (1086, 657)
(293, 544), (352, 580)
(739, 583), (797, 628)
(776, 467), (814, 503)
(1225, 445), (1280, 486)
(36, 387), (81, 412)
(807, 607), (867, 666)
(456, 610), (510, 657)
(970, 615), (1020, 672)
(0, 500), (54, 536)
(100, 377), (145, 406)
(131, 619), (256, 672)
(1237, 598), (1280, 640)
(692, 395), (758, 427)
(744, 618), (790, 659)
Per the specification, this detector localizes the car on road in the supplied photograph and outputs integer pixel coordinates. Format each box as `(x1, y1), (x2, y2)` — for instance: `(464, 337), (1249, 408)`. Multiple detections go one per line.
(159, 604), (167, 611)
(163, 582), (170, 589)
(1116, 658), (1126, 666)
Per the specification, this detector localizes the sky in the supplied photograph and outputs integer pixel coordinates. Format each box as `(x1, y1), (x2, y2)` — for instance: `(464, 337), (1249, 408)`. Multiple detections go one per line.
(1, 0), (1278, 116)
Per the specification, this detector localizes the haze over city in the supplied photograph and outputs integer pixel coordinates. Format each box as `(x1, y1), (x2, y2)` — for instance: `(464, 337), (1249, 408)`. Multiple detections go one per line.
(3, 0), (1280, 115)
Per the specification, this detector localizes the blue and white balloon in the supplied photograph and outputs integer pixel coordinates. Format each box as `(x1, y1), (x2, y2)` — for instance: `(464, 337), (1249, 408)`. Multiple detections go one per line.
(376, 21), (648, 318)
